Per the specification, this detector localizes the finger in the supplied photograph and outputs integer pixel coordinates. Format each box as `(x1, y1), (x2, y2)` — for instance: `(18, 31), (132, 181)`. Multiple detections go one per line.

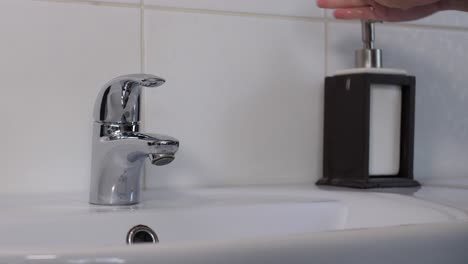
(333, 3), (440, 22)
(316, 0), (369, 8)
(376, 0), (440, 10)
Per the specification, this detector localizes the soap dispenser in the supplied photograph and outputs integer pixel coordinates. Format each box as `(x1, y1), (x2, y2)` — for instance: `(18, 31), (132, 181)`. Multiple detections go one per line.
(317, 20), (420, 188)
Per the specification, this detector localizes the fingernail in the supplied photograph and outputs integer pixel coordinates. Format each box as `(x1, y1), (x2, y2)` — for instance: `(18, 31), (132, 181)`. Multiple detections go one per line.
(316, 0), (326, 8)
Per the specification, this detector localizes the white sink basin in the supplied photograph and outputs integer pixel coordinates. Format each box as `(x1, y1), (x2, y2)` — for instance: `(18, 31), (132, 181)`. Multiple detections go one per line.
(0, 201), (345, 251)
(0, 186), (466, 263)
(0, 190), (346, 252)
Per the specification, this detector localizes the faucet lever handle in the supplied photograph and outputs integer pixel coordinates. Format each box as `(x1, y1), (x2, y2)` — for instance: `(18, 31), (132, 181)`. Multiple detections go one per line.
(114, 74), (166, 88)
(94, 74), (166, 124)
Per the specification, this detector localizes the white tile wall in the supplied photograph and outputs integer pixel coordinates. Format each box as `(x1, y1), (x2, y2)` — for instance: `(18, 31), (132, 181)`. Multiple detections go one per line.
(144, 10), (324, 188)
(1, 0), (467, 193)
(0, 1), (140, 193)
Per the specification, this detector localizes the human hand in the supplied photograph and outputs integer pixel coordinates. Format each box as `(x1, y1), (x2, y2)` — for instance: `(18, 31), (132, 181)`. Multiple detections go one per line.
(316, 0), (468, 22)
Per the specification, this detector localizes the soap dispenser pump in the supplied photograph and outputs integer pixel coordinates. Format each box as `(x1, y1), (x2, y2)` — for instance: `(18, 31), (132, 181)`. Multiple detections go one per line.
(317, 20), (420, 189)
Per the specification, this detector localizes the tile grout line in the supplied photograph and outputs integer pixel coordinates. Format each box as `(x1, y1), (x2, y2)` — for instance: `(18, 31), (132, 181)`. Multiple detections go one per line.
(140, 1), (146, 74)
(391, 21), (468, 33)
(39, 0), (322, 22)
(325, 16), (468, 33)
(36, 0), (139, 8)
(140, 0), (148, 190)
(142, 4), (325, 22)
(141, 4), (468, 33)
(40, 0), (468, 33)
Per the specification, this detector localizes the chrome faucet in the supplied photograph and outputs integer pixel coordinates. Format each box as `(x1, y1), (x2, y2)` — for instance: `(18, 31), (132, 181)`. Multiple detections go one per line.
(89, 74), (179, 206)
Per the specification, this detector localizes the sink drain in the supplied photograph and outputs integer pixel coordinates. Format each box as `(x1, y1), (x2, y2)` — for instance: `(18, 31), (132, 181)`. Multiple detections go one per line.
(126, 225), (159, 245)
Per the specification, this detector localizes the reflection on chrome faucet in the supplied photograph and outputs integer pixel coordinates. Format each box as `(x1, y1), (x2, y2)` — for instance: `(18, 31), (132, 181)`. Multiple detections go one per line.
(89, 74), (179, 206)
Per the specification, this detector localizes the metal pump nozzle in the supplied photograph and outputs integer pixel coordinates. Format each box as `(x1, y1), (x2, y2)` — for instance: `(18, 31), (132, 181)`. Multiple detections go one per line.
(355, 20), (382, 68)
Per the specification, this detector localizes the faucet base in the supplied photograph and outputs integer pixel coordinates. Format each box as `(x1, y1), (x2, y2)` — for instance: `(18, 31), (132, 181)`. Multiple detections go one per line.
(90, 200), (140, 206)
(89, 122), (179, 206)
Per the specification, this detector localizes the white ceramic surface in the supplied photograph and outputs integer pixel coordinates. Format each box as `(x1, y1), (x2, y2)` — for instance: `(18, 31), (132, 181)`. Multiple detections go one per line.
(23, 222), (467, 264)
(0, 198), (345, 251)
(0, 186), (466, 261)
